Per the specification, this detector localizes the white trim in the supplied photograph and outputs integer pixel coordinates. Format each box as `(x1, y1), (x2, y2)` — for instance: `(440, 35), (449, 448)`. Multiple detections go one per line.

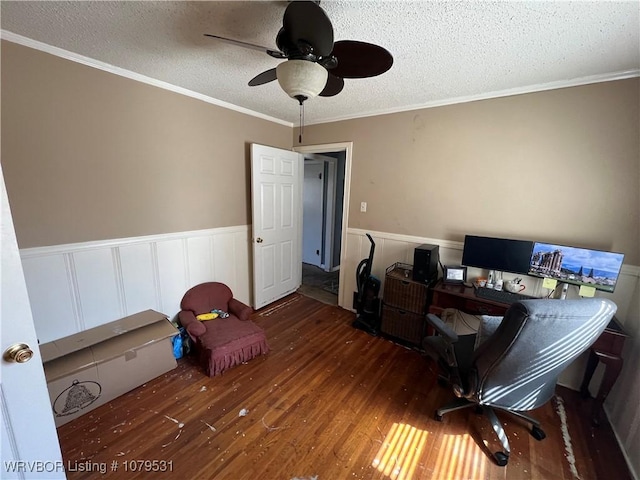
(295, 142), (353, 308)
(347, 227), (640, 278)
(605, 402), (640, 480)
(0, 30), (293, 127)
(5, 30), (636, 128)
(621, 263), (640, 278)
(348, 227), (464, 252)
(20, 225), (249, 257)
(306, 69), (640, 126)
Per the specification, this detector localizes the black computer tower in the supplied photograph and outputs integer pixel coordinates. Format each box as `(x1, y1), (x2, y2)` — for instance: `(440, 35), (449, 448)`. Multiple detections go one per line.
(412, 244), (439, 283)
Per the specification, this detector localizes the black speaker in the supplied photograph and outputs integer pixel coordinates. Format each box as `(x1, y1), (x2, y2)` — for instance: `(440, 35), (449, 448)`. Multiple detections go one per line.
(413, 244), (439, 283)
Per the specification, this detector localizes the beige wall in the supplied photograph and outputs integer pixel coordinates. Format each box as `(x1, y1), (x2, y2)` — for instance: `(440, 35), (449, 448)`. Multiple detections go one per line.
(3, 39), (639, 265)
(302, 79), (640, 264)
(1, 41), (292, 248)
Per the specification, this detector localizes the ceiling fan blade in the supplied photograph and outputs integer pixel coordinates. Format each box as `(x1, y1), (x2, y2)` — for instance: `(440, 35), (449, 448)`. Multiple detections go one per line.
(319, 73), (344, 97)
(283, 1), (334, 57)
(275, 27), (297, 56)
(248, 68), (277, 87)
(204, 34), (285, 59)
(330, 40), (393, 79)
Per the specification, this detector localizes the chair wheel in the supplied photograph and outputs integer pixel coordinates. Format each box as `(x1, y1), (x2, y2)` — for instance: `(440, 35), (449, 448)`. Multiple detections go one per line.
(435, 412), (443, 422)
(494, 451), (509, 466)
(531, 425), (546, 441)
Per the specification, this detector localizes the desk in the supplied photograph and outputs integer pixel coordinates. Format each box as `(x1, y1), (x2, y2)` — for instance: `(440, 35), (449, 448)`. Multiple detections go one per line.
(429, 280), (628, 425)
(579, 317), (629, 426)
(429, 281), (508, 316)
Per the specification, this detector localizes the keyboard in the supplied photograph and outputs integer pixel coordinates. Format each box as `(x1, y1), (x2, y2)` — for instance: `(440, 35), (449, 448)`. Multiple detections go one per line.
(475, 287), (533, 305)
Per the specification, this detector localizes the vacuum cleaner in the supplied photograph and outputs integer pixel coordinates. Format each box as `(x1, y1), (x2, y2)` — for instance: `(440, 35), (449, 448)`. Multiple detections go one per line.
(352, 233), (381, 335)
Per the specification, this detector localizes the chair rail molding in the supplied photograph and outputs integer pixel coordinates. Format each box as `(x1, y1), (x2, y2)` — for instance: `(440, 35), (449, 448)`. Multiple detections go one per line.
(20, 226), (252, 343)
(342, 228), (639, 319)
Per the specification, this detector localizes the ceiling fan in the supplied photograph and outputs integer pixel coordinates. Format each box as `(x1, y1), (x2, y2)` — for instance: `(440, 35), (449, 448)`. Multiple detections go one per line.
(204, 0), (393, 106)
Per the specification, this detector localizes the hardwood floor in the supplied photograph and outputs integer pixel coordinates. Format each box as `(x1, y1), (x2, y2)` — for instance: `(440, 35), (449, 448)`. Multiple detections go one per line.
(57, 294), (632, 480)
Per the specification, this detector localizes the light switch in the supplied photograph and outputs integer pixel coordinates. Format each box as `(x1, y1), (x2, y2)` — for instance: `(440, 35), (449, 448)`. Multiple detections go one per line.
(360, 202), (367, 212)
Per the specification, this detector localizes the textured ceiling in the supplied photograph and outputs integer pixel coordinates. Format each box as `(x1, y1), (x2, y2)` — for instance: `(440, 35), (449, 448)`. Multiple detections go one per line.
(1, 1), (639, 125)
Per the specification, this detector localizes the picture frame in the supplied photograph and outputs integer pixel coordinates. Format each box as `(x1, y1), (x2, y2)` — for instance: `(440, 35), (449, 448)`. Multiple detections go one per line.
(443, 265), (467, 284)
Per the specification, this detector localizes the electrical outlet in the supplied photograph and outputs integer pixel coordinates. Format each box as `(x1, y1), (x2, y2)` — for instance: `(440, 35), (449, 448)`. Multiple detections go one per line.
(360, 202), (367, 212)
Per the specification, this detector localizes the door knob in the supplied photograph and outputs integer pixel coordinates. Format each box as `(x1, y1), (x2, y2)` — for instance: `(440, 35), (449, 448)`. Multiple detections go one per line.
(256, 237), (264, 243)
(3, 343), (34, 363)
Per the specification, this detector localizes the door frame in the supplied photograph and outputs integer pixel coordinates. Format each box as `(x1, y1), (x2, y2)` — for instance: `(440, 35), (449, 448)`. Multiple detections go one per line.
(294, 142), (352, 309)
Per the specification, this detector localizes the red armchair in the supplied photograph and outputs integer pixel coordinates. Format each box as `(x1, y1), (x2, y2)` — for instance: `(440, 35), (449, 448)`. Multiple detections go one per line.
(179, 282), (269, 376)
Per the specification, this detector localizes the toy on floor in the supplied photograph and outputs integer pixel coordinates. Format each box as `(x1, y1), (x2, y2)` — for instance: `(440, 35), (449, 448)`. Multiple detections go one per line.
(196, 309), (230, 321)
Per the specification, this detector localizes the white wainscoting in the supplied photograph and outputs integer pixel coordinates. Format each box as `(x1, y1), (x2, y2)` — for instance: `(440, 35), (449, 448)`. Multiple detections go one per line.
(341, 228), (640, 480)
(21, 226), (252, 343)
(19, 225), (640, 477)
(341, 228), (639, 321)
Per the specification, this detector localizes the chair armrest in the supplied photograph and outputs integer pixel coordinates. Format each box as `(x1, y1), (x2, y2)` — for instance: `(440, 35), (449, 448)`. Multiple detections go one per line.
(426, 313), (459, 343)
(424, 313), (460, 370)
(228, 298), (253, 321)
(179, 310), (206, 338)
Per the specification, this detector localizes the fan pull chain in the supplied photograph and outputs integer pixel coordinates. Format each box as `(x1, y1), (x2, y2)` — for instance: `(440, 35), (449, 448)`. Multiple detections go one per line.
(298, 101), (305, 144)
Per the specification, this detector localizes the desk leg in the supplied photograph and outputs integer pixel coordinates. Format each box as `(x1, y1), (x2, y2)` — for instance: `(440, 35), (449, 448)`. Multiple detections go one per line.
(588, 351), (623, 427)
(580, 349), (599, 398)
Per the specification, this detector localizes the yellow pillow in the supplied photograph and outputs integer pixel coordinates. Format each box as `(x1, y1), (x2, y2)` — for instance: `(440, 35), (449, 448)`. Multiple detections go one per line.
(196, 312), (219, 321)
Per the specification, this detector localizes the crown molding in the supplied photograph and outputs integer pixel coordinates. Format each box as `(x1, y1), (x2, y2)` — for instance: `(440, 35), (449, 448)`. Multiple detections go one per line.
(3, 30), (638, 128)
(1, 30), (293, 127)
(307, 69), (640, 126)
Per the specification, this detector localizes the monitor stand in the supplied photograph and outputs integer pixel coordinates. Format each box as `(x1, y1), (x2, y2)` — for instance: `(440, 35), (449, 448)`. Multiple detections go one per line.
(556, 282), (569, 300)
(559, 282), (569, 300)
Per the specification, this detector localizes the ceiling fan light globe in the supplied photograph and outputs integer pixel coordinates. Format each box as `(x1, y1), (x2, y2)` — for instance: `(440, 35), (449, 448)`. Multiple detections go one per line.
(276, 60), (328, 100)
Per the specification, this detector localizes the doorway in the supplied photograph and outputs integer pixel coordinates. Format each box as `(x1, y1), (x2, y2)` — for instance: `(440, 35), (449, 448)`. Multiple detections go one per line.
(250, 142), (352, 310)
(298, 149), (347, 306)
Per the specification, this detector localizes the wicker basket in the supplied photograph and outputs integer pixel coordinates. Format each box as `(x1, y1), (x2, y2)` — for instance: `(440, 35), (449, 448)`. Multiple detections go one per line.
(383, 263), (429, 314)
(380, 304), (426, 346)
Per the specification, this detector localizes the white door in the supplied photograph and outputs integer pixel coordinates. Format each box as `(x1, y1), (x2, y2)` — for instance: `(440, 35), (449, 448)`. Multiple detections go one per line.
(302, 161), (323, 266)
(1, 165), (65, 479)
(251, 144), (303, 309)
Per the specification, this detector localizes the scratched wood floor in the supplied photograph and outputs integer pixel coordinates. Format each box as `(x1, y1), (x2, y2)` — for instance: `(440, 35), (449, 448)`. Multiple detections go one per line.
(57, 293), (632, 480)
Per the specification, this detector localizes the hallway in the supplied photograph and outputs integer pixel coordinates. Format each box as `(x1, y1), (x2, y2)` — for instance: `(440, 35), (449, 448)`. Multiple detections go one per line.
(298, 263), (339, 306)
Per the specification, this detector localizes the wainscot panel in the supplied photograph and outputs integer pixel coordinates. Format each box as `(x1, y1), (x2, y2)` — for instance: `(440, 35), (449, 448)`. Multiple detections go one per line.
(20, 226), (252, 343)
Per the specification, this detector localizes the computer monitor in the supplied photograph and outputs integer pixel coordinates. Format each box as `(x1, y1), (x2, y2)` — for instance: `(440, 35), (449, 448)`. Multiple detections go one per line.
(461, 235), (534, 275)
(528, 242), (624, 293)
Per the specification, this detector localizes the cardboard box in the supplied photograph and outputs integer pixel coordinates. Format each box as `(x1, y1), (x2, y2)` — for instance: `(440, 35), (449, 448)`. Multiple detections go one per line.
(40, 310), (178, 427)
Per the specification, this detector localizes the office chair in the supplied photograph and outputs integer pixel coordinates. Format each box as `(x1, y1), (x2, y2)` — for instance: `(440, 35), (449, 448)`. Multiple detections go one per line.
(423, 298), (617, 466)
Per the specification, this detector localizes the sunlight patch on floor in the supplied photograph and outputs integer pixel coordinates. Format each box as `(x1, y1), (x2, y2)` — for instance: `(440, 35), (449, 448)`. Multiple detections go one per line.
(431, 433), (487, 479)
(372, 423), (428, 480)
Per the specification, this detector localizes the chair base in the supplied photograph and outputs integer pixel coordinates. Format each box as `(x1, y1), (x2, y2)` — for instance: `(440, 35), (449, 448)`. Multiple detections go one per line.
(435, 397), (545, 466)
